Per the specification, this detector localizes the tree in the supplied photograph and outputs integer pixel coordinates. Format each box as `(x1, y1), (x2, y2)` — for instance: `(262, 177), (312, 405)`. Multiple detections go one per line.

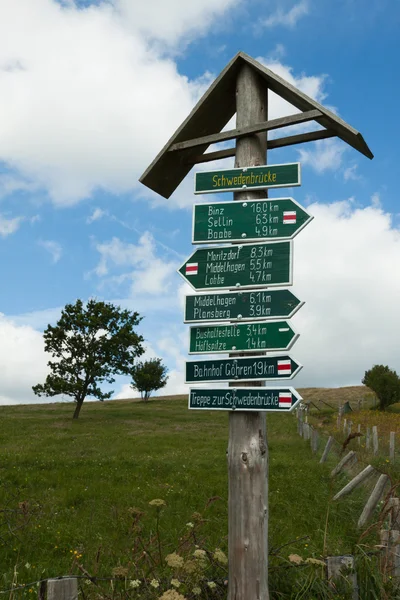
(130, 358), (168, 401)
(362, 364), (400, 411)
(33, 299), (144, 419)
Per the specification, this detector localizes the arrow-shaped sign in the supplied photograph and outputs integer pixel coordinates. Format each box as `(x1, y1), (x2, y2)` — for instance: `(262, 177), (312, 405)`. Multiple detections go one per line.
(189, 320), (298, 354)
(189, 386), (303, 412)
(184, 289), (303, 323)
(192, 198), (313, 244)
(178, 241), (292, 291)
(185, 355), (302, 383)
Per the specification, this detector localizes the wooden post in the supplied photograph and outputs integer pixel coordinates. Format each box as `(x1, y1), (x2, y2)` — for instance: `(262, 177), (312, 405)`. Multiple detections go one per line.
(380, 530), (400, 578)
(388, 497), (400, 530)
(333, 465), (376, 501)
(347, 421), (352, 435)
(320, 436), (334, 463)
(357, 474), (389, 528)
(311, 428), (318, 454)
(47, 578), (78, 600)
(390, 432), (395, 463)
(357, 424), (361, 445)
(228, 63), (269, 600)
(366, 427), (371, 450)
(373, 426), (379, 455)
(331, 451), (357, 477)
(343, 418), (347, 434)
(326, 555), (358, 599)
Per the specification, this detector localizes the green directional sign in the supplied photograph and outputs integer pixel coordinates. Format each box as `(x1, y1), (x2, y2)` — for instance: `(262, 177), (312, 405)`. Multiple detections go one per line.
(189, 321), (298, 354)
(185, 355), (302, 383)
(184, 289), (303, 323)
(194, 163), (301, 194)
(192, 198), (313, 244)
(178, 241), (292, 291)
(189, 387), (302, 412)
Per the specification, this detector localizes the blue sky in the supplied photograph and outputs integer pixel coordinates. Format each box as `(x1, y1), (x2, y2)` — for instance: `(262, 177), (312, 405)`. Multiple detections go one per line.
(1, 0), (400, 405)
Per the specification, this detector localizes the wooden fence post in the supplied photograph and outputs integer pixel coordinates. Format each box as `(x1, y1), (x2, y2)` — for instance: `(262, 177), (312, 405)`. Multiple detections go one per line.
(380, 530), (400, 579)
(373, 426), (379, 455)
(343, 418), (347, 434)
(311, 428), (318, 454)
(47, 578), (78, 600)
(326, 555), (358, 599)
(331, 451), (357, 477)
(366, 427), (371, 450)
(333, 465), (376, 501)
(320, 436), (334, 463)
(357, 474), (389, 528)
(390, 432), (395, 463)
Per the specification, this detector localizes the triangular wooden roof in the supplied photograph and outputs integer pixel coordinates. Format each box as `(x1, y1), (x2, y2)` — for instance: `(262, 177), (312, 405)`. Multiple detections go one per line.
(140, 52), (373, 199)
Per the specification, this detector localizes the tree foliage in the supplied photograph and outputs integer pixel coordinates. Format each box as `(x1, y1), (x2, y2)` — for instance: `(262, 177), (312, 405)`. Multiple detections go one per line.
(32, 299), (144, 418)
(362, 364), (400, 411)
(130, 358), (168, 401)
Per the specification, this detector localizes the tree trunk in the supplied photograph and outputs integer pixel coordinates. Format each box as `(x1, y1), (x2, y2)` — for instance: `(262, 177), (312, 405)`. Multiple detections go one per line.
(72, 398), (84, 419)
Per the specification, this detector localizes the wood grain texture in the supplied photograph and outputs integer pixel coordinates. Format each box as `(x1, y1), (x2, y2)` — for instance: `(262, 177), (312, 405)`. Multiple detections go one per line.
(47, 578), (78, 600)
(228, 63), (269, 600)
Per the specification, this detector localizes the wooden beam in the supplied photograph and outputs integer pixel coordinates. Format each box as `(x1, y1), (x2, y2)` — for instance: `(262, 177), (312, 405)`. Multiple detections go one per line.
(269, 129), (335, 149)
(189, 129), (336, 164)
(169, 109), (322, 152)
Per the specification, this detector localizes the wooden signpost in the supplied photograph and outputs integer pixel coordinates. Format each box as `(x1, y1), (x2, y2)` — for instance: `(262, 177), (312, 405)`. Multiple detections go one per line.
(140, 51), (372, 600)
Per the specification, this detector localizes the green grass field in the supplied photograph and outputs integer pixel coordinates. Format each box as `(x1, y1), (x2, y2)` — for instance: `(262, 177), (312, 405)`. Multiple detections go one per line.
(0, 391), (398, 599)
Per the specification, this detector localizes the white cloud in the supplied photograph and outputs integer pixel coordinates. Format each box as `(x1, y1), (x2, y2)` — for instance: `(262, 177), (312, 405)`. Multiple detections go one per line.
(0, 213), (22, 236)
(94, 231), (178, 295)
(343, 164), (361, 182)
(0, 0), (240, 206)
(38, 239), (63, 263)
(298, 138), (346, 173)
(260, 0), (309, 28)
(87, 207), (107, 224)
(0, 314), (49, 405)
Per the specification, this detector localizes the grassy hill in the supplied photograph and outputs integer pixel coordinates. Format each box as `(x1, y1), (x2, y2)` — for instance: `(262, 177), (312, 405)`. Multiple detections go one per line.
(0, 387), (397, 598)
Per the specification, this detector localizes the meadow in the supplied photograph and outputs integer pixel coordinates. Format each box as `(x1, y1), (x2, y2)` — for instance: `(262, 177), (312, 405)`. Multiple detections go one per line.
(0, 389), (399, 599)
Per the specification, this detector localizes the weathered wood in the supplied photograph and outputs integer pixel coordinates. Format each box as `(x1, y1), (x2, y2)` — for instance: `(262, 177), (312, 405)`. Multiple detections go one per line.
(326, 555), (358, 599)
(170, 109), (322, 152)
(320, 436), (334, 463)
(311, 428), (319, 454)
(366, 427), (371, 450)
(228, 63), (269, 600)
(390, 432), (395, 463)
(140, 52), (372, 199)
(343, 418), (347, 434)
(373, 426), (379, 455)
(47, 578), (78, 600)
(358, 474), (389, 528)
(380, 530), (400, 578)
(189, 147), (236, 164)
(388, 498), (400, 530)
(303, 422), (310, 441)
(331, 451), (357, 477)
(347, 421), (352, 435)
(333, 465), (376, 501)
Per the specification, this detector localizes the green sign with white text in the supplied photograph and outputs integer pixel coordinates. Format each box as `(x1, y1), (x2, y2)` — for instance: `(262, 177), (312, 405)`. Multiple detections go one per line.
(194, 163), (300, 194)
(184, 289), (303, 323)
(189, 387), (302, 412)
(189, 321), (298, 354)
(192, 198), (313, 244)
(185, 355), (302, 383)
(178, 241), (292, 291)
